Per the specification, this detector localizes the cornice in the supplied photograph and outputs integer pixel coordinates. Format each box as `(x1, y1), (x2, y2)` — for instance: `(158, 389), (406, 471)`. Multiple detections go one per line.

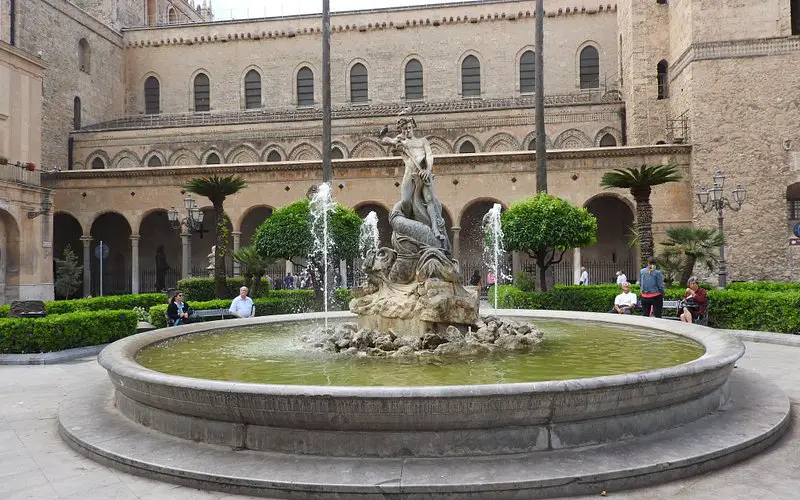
(122, 3), (616, 48)
(45, 145), (690, 183)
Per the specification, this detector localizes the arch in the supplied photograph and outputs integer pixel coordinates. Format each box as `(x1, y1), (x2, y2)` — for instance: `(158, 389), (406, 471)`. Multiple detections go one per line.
(295, 65), (315, 106)
(53, 212), (83, 298)
(350, 139), (386, 158)
(262, 144), (287, 162)
(78, 38), (90, 73)
(288, 143), (322, 161)
(238, 205), (275, 245)
(355, 202), (392, 248)
(457, 198), (507, 275)
(485, 132), (520, 152)
(168, 149), (200, 166)
(193, 71), (211, 112)
(227, 144), (260, 164)
(594, 127), (623, 147)
(582, 194), (637, 276)
(427, 136), (453, 155)
(243, 67), (262, 109)
(90, 211), (133, 295)
(87, 150), (110, 170)
(111, 150), (141, 169)
(578, 43), (600, 90)
(0, 209), (21, 303)
(139, 209), (181, 291)
(73, 96), (81, 130)
(348, 60), (369, 103)
(460, 52), (482, 97)
(523, 131), (554, 150)
(657, 59), (669, 99)
(331, 141), (349, 159)
(454, 135), (482, 154)
(144, 150), (166, 167)
(553, 129), (593, 149)
(167, 6), (178, 23)
(518, 48), (536, 94)
(201, 149), (223, 165)
(144, 74), (161, 115)
(403, 57), (424, 100)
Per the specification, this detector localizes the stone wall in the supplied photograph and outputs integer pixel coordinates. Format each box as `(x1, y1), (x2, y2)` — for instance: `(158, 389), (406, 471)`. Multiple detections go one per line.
(0, 41), (43, 166)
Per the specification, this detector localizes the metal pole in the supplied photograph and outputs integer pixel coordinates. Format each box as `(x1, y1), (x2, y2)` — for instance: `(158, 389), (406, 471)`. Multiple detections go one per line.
(717, 203), (727, 288)
(534, 0), (547, 193)
(99, 240), (104, 297)
(321, 0), (332, 184)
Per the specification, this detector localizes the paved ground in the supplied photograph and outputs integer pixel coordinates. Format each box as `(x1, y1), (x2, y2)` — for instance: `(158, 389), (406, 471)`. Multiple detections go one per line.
(0, 337), (797, 500)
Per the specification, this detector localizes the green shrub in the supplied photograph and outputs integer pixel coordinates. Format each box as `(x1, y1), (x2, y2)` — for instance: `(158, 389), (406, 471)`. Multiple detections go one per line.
(727, 282), (800, 292)
(333, 288), (353, 310)
(513, 272), (536, 293)
(176, 277), (272, 301)
(0, 310), (138, 354)
(43, 293), (166, 315)
(0, 304), (9, 318)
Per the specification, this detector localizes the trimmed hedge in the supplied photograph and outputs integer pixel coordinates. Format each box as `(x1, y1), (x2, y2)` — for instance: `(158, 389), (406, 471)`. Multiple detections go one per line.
(0, 310), (138, 354)
(727, 282), (800, 292)
(491, 285), (800, 334)
(148, 293), (315, 328)
(0, 294), (166, 318)
(176, 277), (271, 301)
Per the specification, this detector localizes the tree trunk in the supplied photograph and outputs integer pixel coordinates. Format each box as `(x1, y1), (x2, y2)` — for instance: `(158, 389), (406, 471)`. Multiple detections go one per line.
(679, 256), (696, 287)
(633, 187), (654, 264)
(535, 255), (549, 292)
(213, 202), (227, 299)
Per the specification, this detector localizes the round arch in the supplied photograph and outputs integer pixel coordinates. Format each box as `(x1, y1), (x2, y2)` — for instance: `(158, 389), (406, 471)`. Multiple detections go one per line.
(138, 209), (181, 291)
(345, 58), (371, 104)
(90, 211), (133, 295)
(292, 61), (318, 106)
(457, 50), (485, 98)
(53, 212), (83, 298)
(354, 201), (392, 248)
(401, 53), (425, 100)
(240, 64), (264, 109)
(594, 127), (623, 147)
(86, 150), (111, 170)
(238, 205), (275, 245)
(189, 68), (213, 112)
(582, 194), (637, 280)
(515, 44), (537, 94)
(456, 198), (505, 274)
(0, 208), (21, 304)
(576, 40), (602, 90)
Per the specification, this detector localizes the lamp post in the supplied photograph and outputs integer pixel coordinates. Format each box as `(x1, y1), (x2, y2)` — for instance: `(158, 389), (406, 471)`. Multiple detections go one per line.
(695, 171), (747, 288)
(168, 194), (204, 232)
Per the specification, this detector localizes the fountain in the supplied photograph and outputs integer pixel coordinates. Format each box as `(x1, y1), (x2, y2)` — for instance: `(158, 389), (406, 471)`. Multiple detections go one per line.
(483, 202), (506, 311)
(308, 182), (336, 328)
(58, 109), (789, 499)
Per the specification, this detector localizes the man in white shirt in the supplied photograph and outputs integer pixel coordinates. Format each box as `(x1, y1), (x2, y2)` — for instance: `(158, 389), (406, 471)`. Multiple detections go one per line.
(578, 267), (589, 286)
(616, 270), (627, 285)
(229, 286), (255, 318)
(611, 282), (637, 315)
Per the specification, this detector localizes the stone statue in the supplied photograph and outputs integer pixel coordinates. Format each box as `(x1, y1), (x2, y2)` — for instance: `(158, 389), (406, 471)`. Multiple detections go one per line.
(349, 110), (479, 338)
(206, 245), (215, 278)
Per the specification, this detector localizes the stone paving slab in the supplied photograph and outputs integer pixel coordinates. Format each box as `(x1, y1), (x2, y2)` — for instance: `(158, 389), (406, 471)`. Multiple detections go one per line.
(57, 368), (788, 499)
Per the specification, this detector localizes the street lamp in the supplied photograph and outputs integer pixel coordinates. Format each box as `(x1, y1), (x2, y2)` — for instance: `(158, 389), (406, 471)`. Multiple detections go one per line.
(695, 170), (747, 288)
(168, 194), (204, 232)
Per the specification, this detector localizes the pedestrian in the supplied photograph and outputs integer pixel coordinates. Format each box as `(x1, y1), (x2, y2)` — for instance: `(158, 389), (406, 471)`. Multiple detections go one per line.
(229, 286), (255, 318)
(615, 270), (627, 285)
(639, 257), (665, 318)
(486, 271), (496, 293)
(578, 267), (589, 286)
(283, 272), (294, 290)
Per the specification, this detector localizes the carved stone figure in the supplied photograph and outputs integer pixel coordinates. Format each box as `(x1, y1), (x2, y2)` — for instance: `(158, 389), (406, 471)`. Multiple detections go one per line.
(350, 110), (478, 338)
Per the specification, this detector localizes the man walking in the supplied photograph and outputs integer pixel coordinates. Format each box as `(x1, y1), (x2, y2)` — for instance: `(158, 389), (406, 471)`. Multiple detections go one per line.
(578, 267), (589, 286)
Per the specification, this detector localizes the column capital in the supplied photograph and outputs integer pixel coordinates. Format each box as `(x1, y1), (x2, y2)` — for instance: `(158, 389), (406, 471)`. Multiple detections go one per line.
(129, 234), (141, 241)
(80, 235), (92, 242)
(80, 235), (92, 246)
(180, 230), (191, 238)
(231, 231), (242, 236)
(451, 226), (461, 232)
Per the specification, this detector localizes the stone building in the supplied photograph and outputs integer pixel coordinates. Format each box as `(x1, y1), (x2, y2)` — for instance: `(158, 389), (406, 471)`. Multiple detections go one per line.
(1, 0), (799, 296)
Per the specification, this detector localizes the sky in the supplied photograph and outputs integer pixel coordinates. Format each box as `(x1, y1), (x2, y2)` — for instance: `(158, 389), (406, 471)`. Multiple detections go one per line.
(209, 0), (471, 21)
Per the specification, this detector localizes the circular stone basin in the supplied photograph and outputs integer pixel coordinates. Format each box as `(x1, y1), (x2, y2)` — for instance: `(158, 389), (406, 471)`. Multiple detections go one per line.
(136, 319), (705, 386)
(98, 310), (743, 458)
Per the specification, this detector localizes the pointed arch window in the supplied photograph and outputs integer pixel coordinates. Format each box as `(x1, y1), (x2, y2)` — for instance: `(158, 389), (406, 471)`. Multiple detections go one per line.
(193, 73), (210, 112)
(91, 157), (105, 170)
(657, 60), (669, 99)
(167, 7), (178, 23)
(599, 134), (617, 147)
(205, 153), (221, 165)
(297, 67), (314, 106)
(461, 55), (481, 97)
(266, 150), (282, 162)
(244, 70), (262, 109)
(147, 156), (163, 167)
(331, 147), (344, 159)
(73, 97), (81, 130)
(144, 76), (160, 114)
(350, 63), (368, 103)
(404, 59), (423, 100)
(579, 46), (600, 89)
(78, 39), (90, 73)
(459, 141), (476, 154)
(520, 50), (536, 93)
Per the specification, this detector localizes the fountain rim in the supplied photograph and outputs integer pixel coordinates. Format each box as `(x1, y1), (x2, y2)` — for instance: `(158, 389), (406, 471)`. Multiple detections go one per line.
(99, 310), (744, 396)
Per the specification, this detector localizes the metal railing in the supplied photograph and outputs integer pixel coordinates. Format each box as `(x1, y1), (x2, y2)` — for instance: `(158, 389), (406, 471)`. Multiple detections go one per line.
(0, 164), (41, 186)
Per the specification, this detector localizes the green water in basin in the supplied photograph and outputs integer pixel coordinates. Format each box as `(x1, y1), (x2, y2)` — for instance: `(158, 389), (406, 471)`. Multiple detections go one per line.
(136, 319), (705, 386)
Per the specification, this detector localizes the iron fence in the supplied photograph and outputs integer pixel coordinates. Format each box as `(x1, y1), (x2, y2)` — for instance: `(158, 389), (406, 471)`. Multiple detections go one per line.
(522, 260), (638, 286)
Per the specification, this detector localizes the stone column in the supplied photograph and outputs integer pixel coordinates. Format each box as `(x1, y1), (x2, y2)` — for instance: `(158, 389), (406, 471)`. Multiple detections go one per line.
(130, 234), (141, 294)
(512, 252), (522, 278)
(180, 230), (191, 279)
(286, 260), (294, 274)
(450, 226), (461, 261)
(80, 236), (92, 297)
(339, 260), (348, 289)
(573, 248), (581, 285)
(232, 231), (242, 277)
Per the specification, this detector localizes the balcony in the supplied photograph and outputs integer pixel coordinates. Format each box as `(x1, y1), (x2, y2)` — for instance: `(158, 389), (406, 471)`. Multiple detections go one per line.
(0, 163), (41, 187)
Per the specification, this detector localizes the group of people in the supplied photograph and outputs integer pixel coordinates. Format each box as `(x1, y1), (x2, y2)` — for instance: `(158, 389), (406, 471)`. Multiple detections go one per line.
(166, 286), (256, 327)
(280, 270), (342, 291)
(610, 258), (707, 323)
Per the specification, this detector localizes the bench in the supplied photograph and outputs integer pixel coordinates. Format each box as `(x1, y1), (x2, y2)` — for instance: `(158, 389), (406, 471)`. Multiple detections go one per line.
(635, 299), (709, 326)
(164, 308), (237, 326)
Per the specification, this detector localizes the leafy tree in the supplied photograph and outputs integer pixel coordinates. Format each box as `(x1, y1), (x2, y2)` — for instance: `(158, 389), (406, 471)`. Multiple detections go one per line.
(654, 249), (684, 286)
(660, 226), (724, 287)
(502, 193), (597, 291)
(253, 198), (361, 305)
(55, 246), (83, 299)
(600, 164), (681, 264)
(184, 175), (247, 299)
(232, 245), (274, 298)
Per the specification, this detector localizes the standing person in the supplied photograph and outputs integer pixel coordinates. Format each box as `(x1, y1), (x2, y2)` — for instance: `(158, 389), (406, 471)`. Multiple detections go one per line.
(283, 272), (294, 290)
(166, 290), (195, 327)
(578, 267), (589, 286)
(615, 270), (627, 285)
(486, 271), (496, 293)
(639, 257), (665, 318)
(469, 269), (482, 288)
(610, 282), (637, 314)
(679, 276), (708, 324)
(229, 286), (255, 318)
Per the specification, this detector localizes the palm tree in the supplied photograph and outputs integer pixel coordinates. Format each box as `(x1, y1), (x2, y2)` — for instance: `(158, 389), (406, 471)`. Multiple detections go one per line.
(184, 175), (247, 299)
(600, 164), (681, 264)
(660, 226), (724, 286)
(233, 245), (274, 297)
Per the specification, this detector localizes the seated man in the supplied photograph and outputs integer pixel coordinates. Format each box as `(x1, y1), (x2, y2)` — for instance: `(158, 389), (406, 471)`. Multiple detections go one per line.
(229, 286), (255, 318)
(610, 282), (637, 315)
